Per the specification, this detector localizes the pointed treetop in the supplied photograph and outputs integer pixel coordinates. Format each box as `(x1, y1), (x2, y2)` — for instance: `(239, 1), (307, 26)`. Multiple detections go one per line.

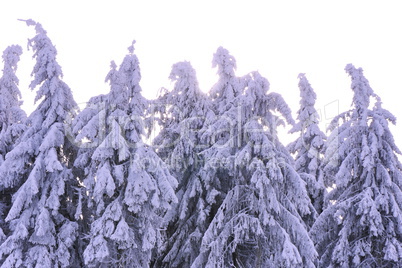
(372, 94), (382, 109)
(19, 19), (46, 35)
(0, 44), (26, 132)
(0, 45), (23, 104)
(212, 46), (237, 77)
(128, 40), (136, 54)
(290, 73), (322, 132)
(297, 73), (317, 108)
(210, 47), (243, 113)
(166, 61), (202, 120)
(22, 19), (64, 93)
(119, 43), (141, 90)
(0, 44), (24, 110)
(105, 60), (122, 89)
(345, 64), (374, 112)
(2, 45), (23, 69)
(110, 60), (117, 70)
(247, 71), (270, 97)
(297, 73), (306, 79)
(105, 60), (128, 108)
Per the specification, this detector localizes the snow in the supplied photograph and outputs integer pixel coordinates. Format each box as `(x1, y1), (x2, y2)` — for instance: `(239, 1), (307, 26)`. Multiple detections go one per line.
(1, 20), (402, 267)
(311, 64), (402, 267)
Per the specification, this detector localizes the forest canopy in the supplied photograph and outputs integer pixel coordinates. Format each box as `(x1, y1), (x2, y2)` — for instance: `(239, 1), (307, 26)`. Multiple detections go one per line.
(0, 20), (401, 268)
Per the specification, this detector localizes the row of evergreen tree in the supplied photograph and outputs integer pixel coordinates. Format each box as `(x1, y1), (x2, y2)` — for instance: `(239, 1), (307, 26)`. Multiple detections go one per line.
(0, 20), (401, 267)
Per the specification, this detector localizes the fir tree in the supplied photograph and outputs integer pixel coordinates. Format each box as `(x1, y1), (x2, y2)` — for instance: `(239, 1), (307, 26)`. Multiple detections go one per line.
(310, 64), (402, 267)
(152, 61), (211, 169)
(0, 44), (26, 164)
(192, 47), (317, 267)
(0, 44), (26, 246)
(0, 20), (79, 267)
(70, 92), (108, 264)
(152, 61), (212, 267)
(72, 42), (177, 267)
(287, 73), (326, 222)
(209, 46), (243, 115)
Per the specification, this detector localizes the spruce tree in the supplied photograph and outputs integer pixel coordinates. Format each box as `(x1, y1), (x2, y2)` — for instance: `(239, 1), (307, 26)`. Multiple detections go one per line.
(152, 61), (212, 267)
(0, 20), (79, 267)
(192, 48), (317, 267)
(72, 42), (177, 267)
(287, 73), (326, 222)
(0, 44), (26, 164)
(310, 64), (402, 267)
(0, 44), (26, 246)
(209, 46), (243, 115)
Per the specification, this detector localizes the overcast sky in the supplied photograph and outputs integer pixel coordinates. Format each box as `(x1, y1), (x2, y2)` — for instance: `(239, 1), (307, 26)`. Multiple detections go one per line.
(1, 0), (401, 149)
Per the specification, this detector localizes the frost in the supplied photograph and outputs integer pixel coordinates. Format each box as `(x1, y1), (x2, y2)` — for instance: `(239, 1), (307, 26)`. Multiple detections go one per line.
(74, 42), (177, 267)
(1, 21), (401, 268)
(0, 20), (79, 267)
(152, 61), (210, 267)
(311, 64), (402, 267)
(287, 73), (326, 226)
(191, 48), (316, 268)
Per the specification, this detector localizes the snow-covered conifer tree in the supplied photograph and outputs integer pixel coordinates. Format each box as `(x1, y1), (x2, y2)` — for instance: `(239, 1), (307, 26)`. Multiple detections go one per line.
(153, 61), (210, 169)
(209, 46), (244, 115)
(192, 47), (317, 267)
(152, 61), (213, 267)
(0, 44), (26, 164)
(0, 44), (26, 246)
(287, 73), (326, 221)
(310, 64), (402, 267)
(72, 42), (177, 267)
(0, 20), (80, 267)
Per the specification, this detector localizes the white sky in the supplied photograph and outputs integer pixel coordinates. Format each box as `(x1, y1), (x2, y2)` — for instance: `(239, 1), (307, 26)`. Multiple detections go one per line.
(1, 0), (401, 150)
